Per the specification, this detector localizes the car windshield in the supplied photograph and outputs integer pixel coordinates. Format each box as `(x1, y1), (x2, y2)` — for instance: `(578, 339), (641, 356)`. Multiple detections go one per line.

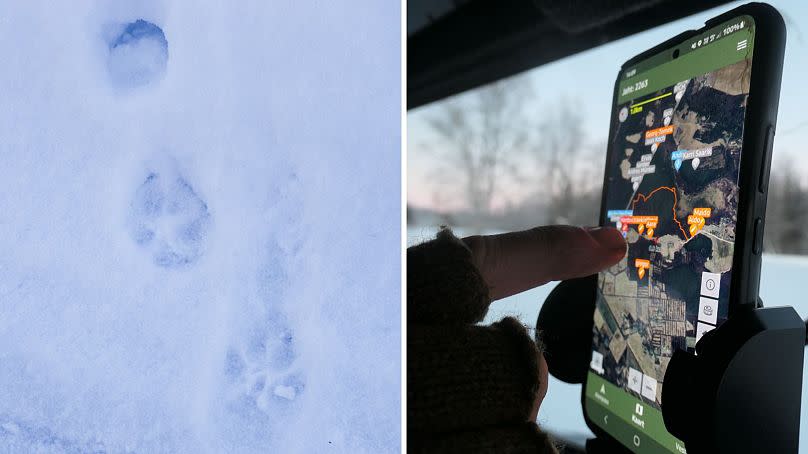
(407, 0), (808, 446)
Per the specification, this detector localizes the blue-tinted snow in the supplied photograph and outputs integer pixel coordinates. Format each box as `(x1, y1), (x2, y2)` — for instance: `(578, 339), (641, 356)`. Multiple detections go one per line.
(0, 2), (400, 453)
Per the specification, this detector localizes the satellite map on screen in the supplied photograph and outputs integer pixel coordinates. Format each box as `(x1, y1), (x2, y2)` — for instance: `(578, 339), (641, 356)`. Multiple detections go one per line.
(591, 58), (752, 408)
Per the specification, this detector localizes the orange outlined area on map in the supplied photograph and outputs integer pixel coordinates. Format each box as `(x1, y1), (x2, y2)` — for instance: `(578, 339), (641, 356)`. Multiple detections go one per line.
(631, 186), (690, 239)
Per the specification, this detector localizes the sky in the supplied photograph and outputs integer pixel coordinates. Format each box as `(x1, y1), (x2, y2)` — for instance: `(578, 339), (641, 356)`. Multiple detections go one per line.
(0, 2), (399, 453)
(408, 0), (808, 212)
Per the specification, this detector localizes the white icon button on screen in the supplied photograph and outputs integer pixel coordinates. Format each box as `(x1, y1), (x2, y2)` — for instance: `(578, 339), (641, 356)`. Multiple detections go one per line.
(698, 296), (718, 325)
(641, 374), (658, 401)
(628, 368), (643, 394)
(700, 271), (721, 298)
(590, 350), (604, 374)
(696, 322), (716, 344)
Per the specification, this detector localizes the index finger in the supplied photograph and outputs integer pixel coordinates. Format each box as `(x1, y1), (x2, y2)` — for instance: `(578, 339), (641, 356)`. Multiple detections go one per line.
(463, 225), (626, 301)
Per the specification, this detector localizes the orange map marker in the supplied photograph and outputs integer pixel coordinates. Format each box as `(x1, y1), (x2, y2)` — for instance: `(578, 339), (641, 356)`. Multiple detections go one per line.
(645, 220), (657, 238)
(635, 258), (650, 279)
(693, 207), (712, 218)
(687, 213), (706, 237)
(620, 215), (659, 238)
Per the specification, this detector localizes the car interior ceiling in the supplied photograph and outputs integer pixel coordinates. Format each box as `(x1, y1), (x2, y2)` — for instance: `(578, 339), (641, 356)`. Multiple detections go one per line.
(408, 0), (735, 110)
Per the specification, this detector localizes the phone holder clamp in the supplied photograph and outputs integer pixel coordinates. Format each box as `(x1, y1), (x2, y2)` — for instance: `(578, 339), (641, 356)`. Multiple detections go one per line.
(661, 303), (805, 453)
(536, 276), (805, 454)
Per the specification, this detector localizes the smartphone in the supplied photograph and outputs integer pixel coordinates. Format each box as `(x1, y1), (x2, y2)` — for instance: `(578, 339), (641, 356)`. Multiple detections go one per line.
(582, 3), (785, 453)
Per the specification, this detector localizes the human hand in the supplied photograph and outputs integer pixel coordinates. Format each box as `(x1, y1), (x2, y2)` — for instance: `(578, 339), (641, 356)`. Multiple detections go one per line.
(462, 225), (626, 420)
(462, 225), (626, 301)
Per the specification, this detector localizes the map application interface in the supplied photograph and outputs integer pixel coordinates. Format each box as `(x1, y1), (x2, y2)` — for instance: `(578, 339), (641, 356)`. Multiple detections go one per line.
(585, 15), (755, 454)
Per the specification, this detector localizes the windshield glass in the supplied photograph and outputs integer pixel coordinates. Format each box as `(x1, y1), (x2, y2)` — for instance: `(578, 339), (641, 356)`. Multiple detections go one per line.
(408, 0), (808, 446)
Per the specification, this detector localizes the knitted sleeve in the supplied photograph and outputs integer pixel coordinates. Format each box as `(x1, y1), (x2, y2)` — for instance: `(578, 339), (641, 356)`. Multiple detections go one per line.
(407, 229), (491, 325)
(408, 317), (542, 434)
(408, 319), (558, 453)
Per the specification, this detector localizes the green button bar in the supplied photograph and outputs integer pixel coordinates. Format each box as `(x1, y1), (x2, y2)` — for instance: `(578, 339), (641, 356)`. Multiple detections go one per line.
(586, 397), (671, 453)
(585, 372), (688, 453)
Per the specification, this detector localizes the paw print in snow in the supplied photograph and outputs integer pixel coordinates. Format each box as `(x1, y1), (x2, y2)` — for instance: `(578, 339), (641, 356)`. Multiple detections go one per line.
(225, 311), (305, 415)
(128, 172), (211, 268)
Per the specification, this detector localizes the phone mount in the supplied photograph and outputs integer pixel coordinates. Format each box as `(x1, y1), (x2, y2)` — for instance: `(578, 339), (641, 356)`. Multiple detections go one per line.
(662, 303), (804, 453)
(536, 276), (806, 454)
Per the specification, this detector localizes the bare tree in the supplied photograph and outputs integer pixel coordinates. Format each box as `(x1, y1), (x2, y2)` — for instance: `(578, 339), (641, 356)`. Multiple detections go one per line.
(524, 101), (602, 225)
(414, 83), (603, 230)
(422, 78), (535, 218)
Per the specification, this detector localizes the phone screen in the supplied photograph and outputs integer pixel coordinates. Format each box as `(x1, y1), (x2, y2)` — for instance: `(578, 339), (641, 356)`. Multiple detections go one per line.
(584, 15), (755, 453)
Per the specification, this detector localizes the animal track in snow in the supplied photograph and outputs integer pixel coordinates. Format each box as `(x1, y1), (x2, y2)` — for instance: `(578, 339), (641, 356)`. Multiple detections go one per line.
(225, 310), (305, 415)
(128, 170), (211, 268)
(106, 19), (168, 88)
(220, 166), (307, 425)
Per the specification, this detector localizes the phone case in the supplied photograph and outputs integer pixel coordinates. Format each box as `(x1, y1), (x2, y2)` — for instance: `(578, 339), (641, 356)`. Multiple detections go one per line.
(583, 2), (786, 448)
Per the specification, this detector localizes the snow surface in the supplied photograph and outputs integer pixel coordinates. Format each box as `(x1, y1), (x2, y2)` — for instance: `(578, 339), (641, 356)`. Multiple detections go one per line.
(409, 229), (808, 450)
(0, 2), (400, 453)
